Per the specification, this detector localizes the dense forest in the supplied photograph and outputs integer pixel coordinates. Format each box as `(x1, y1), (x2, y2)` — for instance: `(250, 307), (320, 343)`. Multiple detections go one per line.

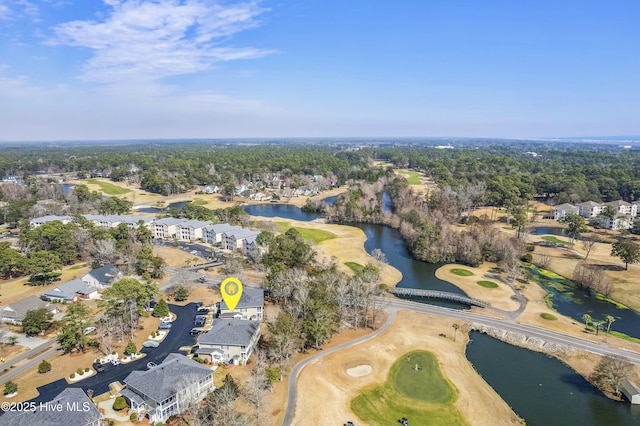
(1, 140), (638, 203)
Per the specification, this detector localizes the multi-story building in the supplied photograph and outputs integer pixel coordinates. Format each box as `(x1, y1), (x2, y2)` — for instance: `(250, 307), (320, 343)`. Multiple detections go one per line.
(196, 320), (260, 365)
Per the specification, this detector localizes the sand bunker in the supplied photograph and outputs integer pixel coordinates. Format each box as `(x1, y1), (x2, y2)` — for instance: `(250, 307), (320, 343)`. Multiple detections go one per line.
(346, 365), (373, 377)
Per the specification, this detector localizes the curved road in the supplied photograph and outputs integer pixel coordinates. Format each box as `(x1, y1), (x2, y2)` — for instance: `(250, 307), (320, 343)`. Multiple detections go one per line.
(282, 298), (640, 425)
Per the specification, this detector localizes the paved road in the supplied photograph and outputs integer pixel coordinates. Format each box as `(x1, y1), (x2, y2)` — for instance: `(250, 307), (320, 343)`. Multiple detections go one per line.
(282, 297), (640, 425)
(29, 303), (198, 404)
(282, 309), (398, 426)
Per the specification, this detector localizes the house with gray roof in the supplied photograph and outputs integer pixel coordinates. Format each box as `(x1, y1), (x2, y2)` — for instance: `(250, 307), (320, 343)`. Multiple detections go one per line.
(196, 320), (260, 365)
(203, 223), (240, 245)
(29, 215), (72, 228)
(41, 278), (98, 303)
(0, 388), (101, 426)
(152, 218), (185, 239)
(0, 296), (58, 325)
(223, 228), (261, 252)
(218, 287), (264, 321)
(176, 220), (211, 241)
(553, 203), (578, 220)
(121, 353), (215, 423)
(81, 264), (122, 289)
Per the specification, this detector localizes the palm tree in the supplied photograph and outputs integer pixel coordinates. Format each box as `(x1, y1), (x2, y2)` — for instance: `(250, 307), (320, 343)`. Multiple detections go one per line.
(452, 323), (460, 342)
(594, 320), (604, 336)
(582, 314), (592, 331)
(605, 315), (616, 334)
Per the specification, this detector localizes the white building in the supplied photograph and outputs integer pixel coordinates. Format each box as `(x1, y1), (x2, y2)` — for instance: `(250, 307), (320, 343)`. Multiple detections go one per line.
(553, 203), (578, 220)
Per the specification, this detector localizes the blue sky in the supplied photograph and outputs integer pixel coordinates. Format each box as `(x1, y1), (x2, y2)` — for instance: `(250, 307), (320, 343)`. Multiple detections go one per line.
(0, 0), (638, 141)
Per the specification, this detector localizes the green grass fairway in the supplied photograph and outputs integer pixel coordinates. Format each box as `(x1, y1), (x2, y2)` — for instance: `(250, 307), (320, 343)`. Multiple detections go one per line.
(398, 170), (421, 185)
(191, 199), (208, 206)
(540, 313), (557, 321)
(450, 268), (473, 277)
(477, 280), (498, 288)
(87, 179), (131, 195)
(541, 235), (568, 246)
(351, 350), (464, 425)
(274, 223), (337, 244)
(345, 262), (364, 274)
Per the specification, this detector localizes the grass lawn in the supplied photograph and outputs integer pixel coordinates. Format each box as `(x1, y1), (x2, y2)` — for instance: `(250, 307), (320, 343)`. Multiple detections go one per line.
(397, 170), (421, 185)
(541, 235), (569, 246)
(477, 280), (498, 288)
(345, 262), (364, 274)
(450, 268), (473, 277)
(351, 350), (464, 426)
(540, 313), (557, 321)
(191, 199), (208, 206)
(273, 224), (337, 244)
(86, 179), (131, 195)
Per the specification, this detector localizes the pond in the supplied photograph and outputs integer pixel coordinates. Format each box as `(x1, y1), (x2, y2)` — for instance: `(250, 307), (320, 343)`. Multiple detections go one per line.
(530, 267), (640, 339)
(467, 331), (640, 426)
(531, 226), (567, 236)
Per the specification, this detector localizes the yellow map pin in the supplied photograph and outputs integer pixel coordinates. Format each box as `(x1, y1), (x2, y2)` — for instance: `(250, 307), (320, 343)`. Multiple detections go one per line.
(221, 277), (243, 312)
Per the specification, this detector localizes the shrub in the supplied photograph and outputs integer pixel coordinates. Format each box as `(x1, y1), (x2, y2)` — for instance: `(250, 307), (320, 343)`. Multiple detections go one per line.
(130, 411), (138, 421)
(152, 299), (169, 318)
(151, 331), (156, 338)
(3, 381), (17, 395)
(113, 396), (128, 411)
(85, 367), (90, 373)
(70, 373), (75, 379)
(174, 285), (189, 301)
(77, 367), (83, 375)
(38, 360), (52, 374)
(125, 341), (137, 356)
(520, 253), (533, 263)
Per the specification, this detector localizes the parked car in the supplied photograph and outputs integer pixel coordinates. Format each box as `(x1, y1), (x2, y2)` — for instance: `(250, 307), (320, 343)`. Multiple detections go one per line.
(83, 326), (97, 335)
(147, 362), (157, 369)
(190, 328), (203, 335)
(158, 322), (172, 330)
(142, 340), (159, 348)
(93, 362), (105, 373)
(111, 359), (120, 366)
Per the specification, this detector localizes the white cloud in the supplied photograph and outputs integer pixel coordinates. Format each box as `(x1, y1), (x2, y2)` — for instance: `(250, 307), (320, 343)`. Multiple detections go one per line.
(0, 1), (11, 20)
(48, 0), (272, 83)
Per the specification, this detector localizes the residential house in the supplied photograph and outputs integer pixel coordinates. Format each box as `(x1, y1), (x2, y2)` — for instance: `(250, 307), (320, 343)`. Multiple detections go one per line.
(29, 215), (71, 228)
(196, 320), (260, 364)
(218, 287), (264, 321)
(223, 228), (261, 252)
(82, 264), (122, 289)
(0, 296), (58, 325)
(120, 215), (154, 229)
(121, 353), (215, 424)
(0, 388), (101, 425)
(203, 223), (241, 245)
(599, 215), (633, 231)
(153, 218), (185, 239)
(176, 220), (211, 241)
(553, 203), (578, 221)
(577, 201), (604, 218)
(202, 185), (219, 194)
(606, 200), (638, 217)
(41, 278), (99, 303)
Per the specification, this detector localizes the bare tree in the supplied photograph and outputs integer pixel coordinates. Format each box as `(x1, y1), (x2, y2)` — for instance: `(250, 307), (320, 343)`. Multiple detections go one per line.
(243, 350), (268, 425)
(590, 355), (633, 397)
(535, 250), (552, 269)
(581, 239), (597, 261)
(91, 239), (117, 265)
(371, 248), (388, 266)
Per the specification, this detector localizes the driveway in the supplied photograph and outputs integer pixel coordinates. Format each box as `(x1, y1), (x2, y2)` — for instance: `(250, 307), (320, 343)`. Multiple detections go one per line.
(7, 334), (48, 350)
(30, 303), (199, 404)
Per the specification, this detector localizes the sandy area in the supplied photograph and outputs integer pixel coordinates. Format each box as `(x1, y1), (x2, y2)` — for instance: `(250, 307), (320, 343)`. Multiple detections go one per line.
(346, 365), (372, 377)
(292, 310), (521, 426)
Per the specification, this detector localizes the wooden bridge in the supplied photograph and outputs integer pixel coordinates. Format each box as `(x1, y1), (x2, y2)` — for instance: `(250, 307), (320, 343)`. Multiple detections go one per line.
(388, 288), (491, 308)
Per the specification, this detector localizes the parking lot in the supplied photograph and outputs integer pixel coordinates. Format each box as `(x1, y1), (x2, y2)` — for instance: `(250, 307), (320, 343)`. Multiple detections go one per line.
(30, 303), (201, 404)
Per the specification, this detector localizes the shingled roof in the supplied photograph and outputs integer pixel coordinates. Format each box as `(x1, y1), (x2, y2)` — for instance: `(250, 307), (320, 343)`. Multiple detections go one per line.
(123, 353), (213, 403)
(198, 320), (260, 347)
